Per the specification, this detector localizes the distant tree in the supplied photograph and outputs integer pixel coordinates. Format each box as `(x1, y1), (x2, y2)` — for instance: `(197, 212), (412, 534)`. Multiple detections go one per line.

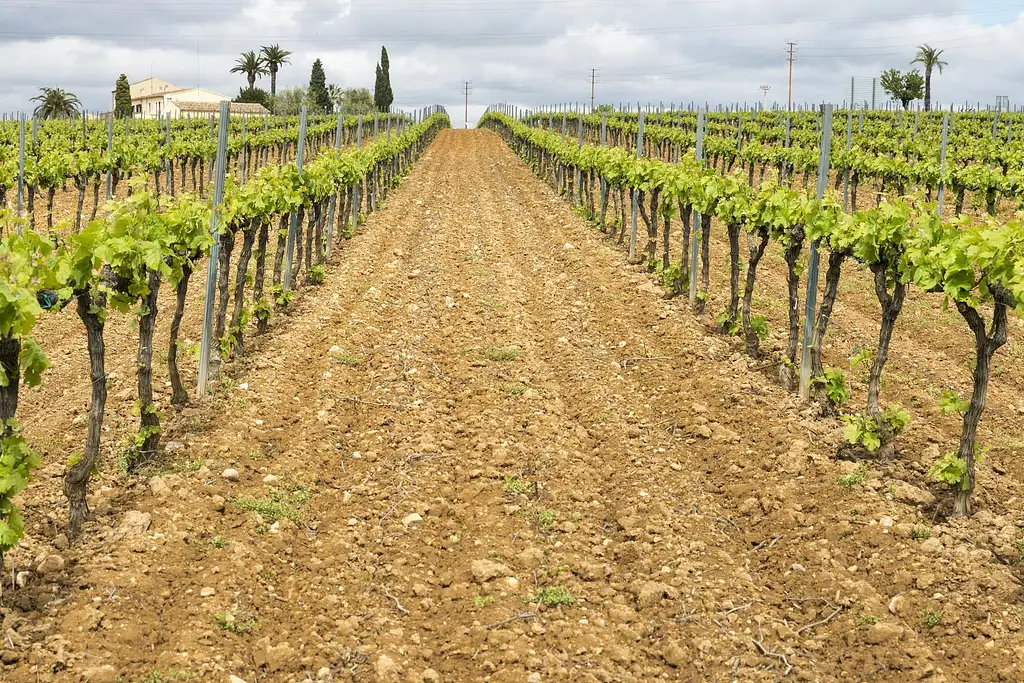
(880, 68), (924, 110)
(31, 87), (81, 119)
(911, 44), (948, 112)
(308, 59), (332, 113)
(270, 86), (309, 116)
(114, 74), (133, 118)
(261, 44), (292, 96)
(231, 50), (268, 89)
(373, 45), (393, 113)
(333, 87), (375, 115)
(594, 104), (614, 114)
(234, 86), (271, 110)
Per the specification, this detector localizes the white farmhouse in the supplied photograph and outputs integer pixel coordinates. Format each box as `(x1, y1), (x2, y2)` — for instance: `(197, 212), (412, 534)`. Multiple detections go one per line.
(116, 77), (268, 118)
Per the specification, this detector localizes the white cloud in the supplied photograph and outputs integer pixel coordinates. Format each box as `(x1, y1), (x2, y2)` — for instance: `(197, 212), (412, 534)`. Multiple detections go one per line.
(1, 0), (1022, 121)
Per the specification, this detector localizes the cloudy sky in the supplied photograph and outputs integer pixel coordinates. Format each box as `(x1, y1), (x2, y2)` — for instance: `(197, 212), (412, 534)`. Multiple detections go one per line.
(1, 0), (1022, 125)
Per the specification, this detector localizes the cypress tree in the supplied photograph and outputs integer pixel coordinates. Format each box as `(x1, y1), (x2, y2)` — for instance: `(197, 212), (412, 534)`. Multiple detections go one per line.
(308, 59), (331, 114)
(374, 46), (394, 113)
(114, 74), (133, 118)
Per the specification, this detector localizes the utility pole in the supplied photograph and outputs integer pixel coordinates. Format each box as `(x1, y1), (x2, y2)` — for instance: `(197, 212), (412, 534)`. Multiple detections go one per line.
(589, 68), (599, 112)
(462, 81), (473, 129)
(760, 85), (771, 111)
(786, 42), (797, 112)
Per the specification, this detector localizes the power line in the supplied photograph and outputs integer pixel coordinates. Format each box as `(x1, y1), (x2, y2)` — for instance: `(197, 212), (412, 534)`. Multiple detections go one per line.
(589, 67), (600, 111)
(786, 41), (797, 112)
(461, 81), (472, 129)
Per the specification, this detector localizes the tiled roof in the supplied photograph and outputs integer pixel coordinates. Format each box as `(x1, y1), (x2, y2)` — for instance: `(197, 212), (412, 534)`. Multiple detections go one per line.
(174, 101), (269, 115)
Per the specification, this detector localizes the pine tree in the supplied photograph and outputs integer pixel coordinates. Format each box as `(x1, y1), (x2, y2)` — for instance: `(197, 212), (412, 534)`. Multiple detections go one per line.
(308, 59), (331, 114)
(373, 46), (394, 113)
(114, 74), (133, 118)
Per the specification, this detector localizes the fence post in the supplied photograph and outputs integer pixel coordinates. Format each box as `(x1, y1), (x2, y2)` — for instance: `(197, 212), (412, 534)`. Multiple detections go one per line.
(282, 106), (308, 291)
(689, 109), (705, 306)
(196, 101), (232, 398)
(240, 116), (247, 182)
(165, 113), (173, 195)
(628, 111), (645, 261)
(798, 104), (834, 400)
(105, 113), (114, 201)
(936, 113), (950, 216)
(326, 113), (344, 259)
(16, 114), (25, 218)
(843, 112), (853, 211)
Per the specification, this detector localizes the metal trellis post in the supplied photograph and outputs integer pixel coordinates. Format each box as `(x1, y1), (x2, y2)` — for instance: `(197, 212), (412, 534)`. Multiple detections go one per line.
(798, 104), (834, 400)
(196, 101), (232, 398)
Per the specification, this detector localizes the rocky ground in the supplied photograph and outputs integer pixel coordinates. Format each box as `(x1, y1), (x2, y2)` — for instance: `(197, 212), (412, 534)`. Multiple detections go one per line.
(0, 130), (1022, 683)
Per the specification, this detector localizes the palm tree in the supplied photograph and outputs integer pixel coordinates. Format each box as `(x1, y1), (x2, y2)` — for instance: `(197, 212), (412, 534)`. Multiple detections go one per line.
(231, 51), (268, 89)
(911, 44), (947, 112)
(260, 44), (293, 96)
(31, 87), (81, 119)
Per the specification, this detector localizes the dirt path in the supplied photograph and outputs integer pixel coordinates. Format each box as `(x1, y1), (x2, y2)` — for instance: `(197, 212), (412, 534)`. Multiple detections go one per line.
(4, 130), (1023, 683)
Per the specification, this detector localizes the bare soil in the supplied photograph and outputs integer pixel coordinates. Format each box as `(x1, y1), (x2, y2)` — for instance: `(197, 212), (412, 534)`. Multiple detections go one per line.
(1, 130), (1022, 683)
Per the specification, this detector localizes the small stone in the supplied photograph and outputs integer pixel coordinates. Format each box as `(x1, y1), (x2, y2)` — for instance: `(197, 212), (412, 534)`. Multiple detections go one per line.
(663, 641), (688, 668)
(879, 516), (895, 528)
(790, 563), (806, 572)
(149, 476), (171, 497)
(61, 605), (103, 632)
(81, 665), (117, 683)
(890, 481), (936, 506)
(15, 571), (30, 588)
(263, 474), (279, 485)
(348, 518), (359, 526)
(222, 468), (240, 482)
(636, 581), (678, 608)
(1, 650), (20, 665)
(920, 537), (943, 555)
(409, 269), (422, 278)
(402, 513), (423, 527)
(563, 243), (575, 250)
(329, 345), (344, 354)
(229, 676), (250, 683)
(421, 669), (440, 683)
(36, 554), (65, 575)
(527, 674), (542, 683)
(52, 533), (70, 551)
(888, 594), (906, 616)
(116, 510), (151, 539)
(518, 547), (545, 568)
(471, 559), (513, 583)
(866, 622), (904, 645)
(164, 441), (186, 453)
(200, 587), (216, 597)
(253, 639), (297, 673)
(444, 296), (455, 309)
(608, 604), (637, 623)
(211, 495), (226, 513)
(376, 653), (399, 678)
(316, 668), (331, 680)
(342, 491), (353, 504)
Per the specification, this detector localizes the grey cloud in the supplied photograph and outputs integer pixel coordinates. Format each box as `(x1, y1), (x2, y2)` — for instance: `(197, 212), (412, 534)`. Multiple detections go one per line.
(1, 0), (1020, 121)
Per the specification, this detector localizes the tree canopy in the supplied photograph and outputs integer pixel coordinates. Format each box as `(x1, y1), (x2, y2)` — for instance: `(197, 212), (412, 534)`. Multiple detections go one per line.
(880, 69), (924, 109)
